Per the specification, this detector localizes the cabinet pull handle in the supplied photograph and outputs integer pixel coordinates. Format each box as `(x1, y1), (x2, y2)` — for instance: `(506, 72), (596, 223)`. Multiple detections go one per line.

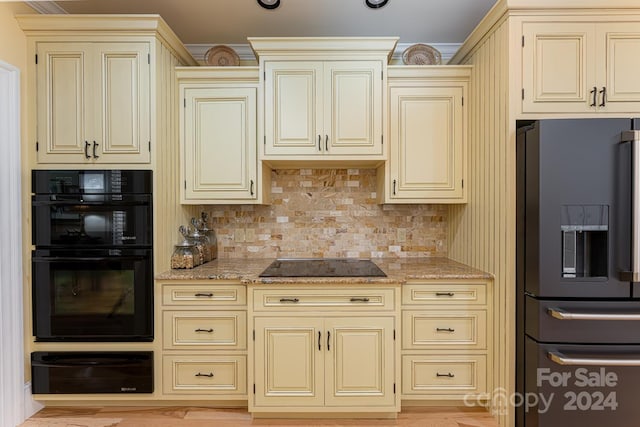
(318, 330), (322, 351)
(327, 330), (331, 351)
(436, 372), (455, 378)
(318, 135), (322, 151)
(194, 293), (214, 297)
(325, 135), (329, 151)
(250, 180), (254, 196)
(599, 87), (606, 107)
(195, 328), (214, 333)
(590, 86), (597, 107)
(350, 297), (370, 302)
(279, 298), (299, 303)
(436, 327), (455, 332)
(84, 141), (91, 159)
(92, 141), (99, 159)
(195, 372), (214, 377)
(435, 292), (455, 297)
(393, 179), (397, 195)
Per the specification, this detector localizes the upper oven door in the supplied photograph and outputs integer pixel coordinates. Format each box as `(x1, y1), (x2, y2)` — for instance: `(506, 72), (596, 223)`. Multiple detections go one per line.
(32, 194), (152, 248)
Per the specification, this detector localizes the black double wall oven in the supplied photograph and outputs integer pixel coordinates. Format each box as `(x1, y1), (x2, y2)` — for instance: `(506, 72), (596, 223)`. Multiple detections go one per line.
(31, 170), (154, 394)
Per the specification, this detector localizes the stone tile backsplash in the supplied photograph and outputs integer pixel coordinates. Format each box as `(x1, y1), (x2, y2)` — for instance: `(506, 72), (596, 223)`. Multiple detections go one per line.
(205, 169), (447, 259)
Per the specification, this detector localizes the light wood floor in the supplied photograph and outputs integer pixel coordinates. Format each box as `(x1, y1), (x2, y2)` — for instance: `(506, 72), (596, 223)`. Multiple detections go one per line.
(20, 406), (499, 427)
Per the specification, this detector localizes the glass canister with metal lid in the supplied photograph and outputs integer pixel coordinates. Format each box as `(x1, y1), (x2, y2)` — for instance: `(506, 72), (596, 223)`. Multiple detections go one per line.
(199, 212), (218, 261)
(190, 218), (211, 263)
(171, 227), (197, 269)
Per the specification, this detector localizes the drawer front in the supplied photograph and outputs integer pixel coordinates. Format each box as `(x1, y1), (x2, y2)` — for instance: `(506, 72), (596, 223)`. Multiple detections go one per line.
(253, 288), (395, 311)
(402, 310), (486, 349)
(163, 311), (247, 350)
(402, 283), (487, 306)
(161, 284), (246, 306)
(163, 355), (247, 395)
(402, 354), (487, 395)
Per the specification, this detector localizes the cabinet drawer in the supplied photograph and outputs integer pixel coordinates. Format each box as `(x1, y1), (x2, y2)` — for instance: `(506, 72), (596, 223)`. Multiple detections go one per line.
(162, 311), (247, 350)
(402, 354), (487, 396)
(402, 283), (487, 305)
(163, 355), (247, 395)
(253, 288), (395, 311)
(161, 284), (246, 306)
(402, 310), (486, 349)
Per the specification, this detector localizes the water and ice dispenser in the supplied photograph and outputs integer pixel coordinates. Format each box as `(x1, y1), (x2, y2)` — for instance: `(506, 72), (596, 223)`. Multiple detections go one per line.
(561, 205), (609, 278)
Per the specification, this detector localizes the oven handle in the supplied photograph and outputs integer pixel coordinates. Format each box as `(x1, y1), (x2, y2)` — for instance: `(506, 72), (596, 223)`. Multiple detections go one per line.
(32, 358), (148, 368)
(621, 130), (640, 281)
(32, 199), (151, 207)
(32, 256), (148, 262)
(548, 307), (640, 321)
(549, 351), (640, 366)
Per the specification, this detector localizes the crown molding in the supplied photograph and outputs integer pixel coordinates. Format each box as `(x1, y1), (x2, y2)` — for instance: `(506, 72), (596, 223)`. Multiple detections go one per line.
(186, 42), (461, 64)
(25, 1), (68, 14)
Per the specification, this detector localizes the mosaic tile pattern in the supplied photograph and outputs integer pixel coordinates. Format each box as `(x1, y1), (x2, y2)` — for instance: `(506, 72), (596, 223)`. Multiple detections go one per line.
(204, 169), (448, 259)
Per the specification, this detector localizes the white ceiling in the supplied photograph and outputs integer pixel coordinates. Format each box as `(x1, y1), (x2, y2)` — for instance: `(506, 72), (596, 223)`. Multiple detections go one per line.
(33, 0), (497, 46)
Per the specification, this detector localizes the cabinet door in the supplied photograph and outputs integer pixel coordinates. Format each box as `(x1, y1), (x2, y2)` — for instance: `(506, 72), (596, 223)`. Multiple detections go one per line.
(264, 62), (322, 155)
(94, 42), (150, 163)
(324, 317), (395, 407)
(35, 42), (91, 163)
(254, 317), (324, 407)
(598, 23), (640, 112)
(522, 22), (596, 113)
(182, 86), (258, 202)
(389, 86), (465, 202)
(324, 61), (383, 156)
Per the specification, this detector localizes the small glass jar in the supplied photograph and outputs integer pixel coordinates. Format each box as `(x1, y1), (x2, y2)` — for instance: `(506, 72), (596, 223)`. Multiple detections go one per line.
(199, 224), (218, 261)
(171, 241), (196, 269)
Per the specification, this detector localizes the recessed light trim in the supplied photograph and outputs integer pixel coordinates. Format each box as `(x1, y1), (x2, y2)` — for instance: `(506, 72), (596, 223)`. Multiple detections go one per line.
(257, 0), (280, 9)
(365, 0), (389, 9)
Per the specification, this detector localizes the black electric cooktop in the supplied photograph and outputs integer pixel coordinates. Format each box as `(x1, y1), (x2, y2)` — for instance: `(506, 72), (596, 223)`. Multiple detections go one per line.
(259, 259), (387, 278)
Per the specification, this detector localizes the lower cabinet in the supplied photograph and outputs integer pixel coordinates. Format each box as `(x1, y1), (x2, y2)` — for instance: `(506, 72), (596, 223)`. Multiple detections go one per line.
(253, 316), (395, 407)
(249, 285), (400, 415)
(158, 281), (248, 400)
(401, 280), (492, 401)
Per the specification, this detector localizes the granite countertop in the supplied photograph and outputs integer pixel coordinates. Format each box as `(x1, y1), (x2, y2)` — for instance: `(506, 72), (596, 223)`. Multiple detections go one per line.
(156, 257), (492, 284)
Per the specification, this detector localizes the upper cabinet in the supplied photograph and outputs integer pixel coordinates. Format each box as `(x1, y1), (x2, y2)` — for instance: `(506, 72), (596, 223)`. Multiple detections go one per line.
(249, 37), (398, 166)
(18, 14), (198, 168)
(35, 41), (151, 164)
(177, 67), (270, 204)
(264, 61), (383, 157)
(379, 66), (470, 204)
(522, 21), (640, 114)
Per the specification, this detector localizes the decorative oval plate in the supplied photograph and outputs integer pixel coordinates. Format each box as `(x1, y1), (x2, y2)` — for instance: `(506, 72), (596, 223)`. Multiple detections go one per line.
(204, 45), (240, 66)
(402, 44), (442, 65)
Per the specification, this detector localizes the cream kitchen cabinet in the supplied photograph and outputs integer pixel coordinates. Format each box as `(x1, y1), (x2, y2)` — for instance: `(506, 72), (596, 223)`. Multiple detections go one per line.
(253, 316), (395, 408)
(34, 41), (151, 164)
(177, 68), (270, 204)
(401, 280), (491, 400)
(263, 61), (383, 158)
(522, 21), (640, 114)
(379, 66), (470, 204)
(249, 285), (400, 416)
(158, 281), (248, 399)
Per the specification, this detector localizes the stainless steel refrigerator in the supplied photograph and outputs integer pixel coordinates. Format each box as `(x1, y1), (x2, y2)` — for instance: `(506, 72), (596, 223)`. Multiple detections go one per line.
(516, 118), (640, 426)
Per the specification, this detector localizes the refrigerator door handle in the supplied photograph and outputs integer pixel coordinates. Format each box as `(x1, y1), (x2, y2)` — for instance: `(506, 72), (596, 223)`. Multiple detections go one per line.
(549, 351), (640, 366)
(621, 130), (640, 282)
(548, 307), (640, 321)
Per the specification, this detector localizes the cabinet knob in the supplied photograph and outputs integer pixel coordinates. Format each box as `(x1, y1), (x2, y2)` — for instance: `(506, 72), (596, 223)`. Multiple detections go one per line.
(195, 328), (214, 333)
(599, 87), (607, 107)
(325, 135), (329, 152)
(436, 327), (455, 333)
(393, 179), (397, 195)
(318, 135), (322, 151)
(436, 372), (455, 378)
(194, 293), (214, 297)
(279, 298), (300, 303)
(84, 141), (91, 159)
(350, 297), (370, 302)
(250, 180), (254, 196)
(435, 292), (455, 297)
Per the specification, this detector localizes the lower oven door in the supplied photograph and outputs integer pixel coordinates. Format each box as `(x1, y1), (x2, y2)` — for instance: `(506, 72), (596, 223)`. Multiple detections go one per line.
(524, 337), (640, 427)
(32, 249), (153, 341)
(31, 351), (153, 394)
